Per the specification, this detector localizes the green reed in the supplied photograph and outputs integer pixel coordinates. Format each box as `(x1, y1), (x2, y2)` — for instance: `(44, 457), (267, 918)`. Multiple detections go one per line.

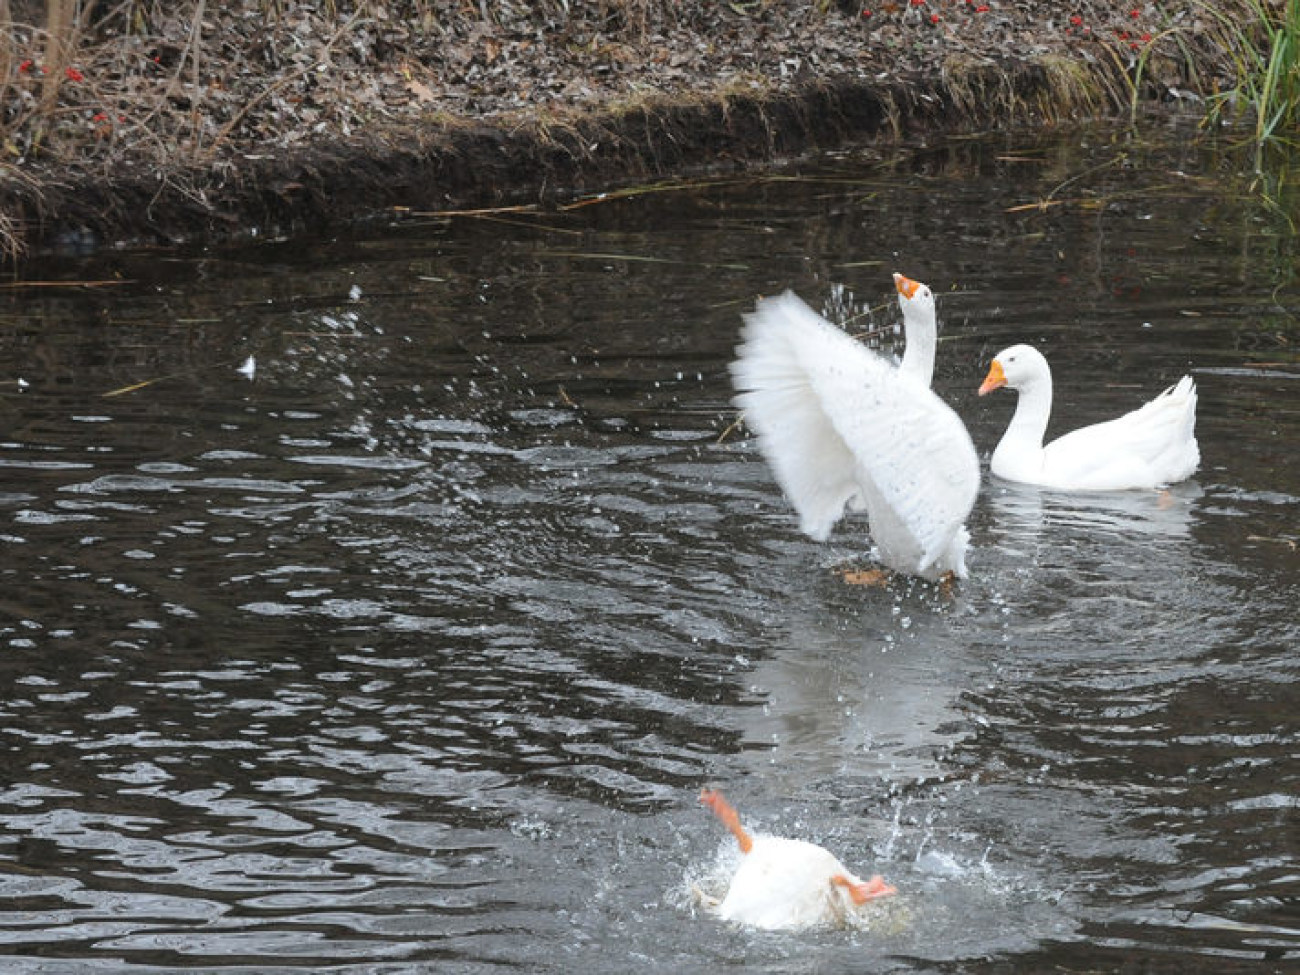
(1199, 0), (1300, 162)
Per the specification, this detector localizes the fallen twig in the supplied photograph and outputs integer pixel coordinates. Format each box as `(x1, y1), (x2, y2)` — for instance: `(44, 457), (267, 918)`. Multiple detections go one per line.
(102, 378), (160, 397)
(394, 203), (540, 218)
(545, 250), (748, 271)
(0, 278), (134, 289)
(716, 411), (744, 444)
(1246, 534), (1298, 550)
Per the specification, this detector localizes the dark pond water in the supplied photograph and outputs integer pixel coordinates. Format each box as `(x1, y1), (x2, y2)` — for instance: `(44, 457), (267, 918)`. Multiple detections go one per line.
(1, 126), (1298, 973)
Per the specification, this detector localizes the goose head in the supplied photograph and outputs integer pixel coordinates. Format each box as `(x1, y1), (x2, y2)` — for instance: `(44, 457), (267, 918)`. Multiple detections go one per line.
(893, 272), (936, 324)
(978, 343), (1052, 396)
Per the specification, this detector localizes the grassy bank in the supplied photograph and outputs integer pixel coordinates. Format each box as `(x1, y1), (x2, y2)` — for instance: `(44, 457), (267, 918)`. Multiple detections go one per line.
(0, 1), (1294, 263)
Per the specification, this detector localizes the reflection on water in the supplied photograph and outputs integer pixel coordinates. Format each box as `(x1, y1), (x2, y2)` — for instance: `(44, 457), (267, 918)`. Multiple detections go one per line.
(1, 127), (1298, 972)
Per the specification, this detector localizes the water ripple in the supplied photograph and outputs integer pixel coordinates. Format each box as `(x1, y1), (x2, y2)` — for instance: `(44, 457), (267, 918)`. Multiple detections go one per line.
(1, 130), (1298, 973)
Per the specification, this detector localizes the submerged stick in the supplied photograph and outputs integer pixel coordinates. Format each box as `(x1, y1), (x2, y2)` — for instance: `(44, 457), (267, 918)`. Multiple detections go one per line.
(545, 250), (748, 271)
(394, 203), (540, 218)
(102, 379), (160, 397)
(0, 279), (135, 289)
(102, 354), (252, 397)
(716, 412), (744, 444)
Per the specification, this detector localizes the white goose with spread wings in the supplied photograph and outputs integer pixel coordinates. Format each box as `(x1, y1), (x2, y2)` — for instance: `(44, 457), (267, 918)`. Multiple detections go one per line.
(729, 275), (979, 581)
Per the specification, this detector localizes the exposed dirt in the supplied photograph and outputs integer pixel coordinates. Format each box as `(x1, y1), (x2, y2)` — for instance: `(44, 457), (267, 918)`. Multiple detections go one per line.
(0, 2), (1254, 262)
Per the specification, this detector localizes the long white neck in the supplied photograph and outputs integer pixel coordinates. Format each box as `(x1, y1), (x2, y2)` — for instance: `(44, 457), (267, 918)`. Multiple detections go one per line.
(992, 377), (1053, 478)
(897, 310), (936, 387)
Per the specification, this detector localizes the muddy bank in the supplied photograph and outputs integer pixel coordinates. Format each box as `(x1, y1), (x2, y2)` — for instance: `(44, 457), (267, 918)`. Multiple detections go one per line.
(0, 2), (1252, 262)
(15, 64), (1110, 255)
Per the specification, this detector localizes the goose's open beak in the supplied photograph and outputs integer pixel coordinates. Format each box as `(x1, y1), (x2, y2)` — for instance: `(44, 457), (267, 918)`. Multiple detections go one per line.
(893, 272), (920, 300)
(978, 359), (1006, 396)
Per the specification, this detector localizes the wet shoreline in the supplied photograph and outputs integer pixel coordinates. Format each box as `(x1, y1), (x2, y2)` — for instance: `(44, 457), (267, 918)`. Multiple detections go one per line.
(0, 2), (1234, 263)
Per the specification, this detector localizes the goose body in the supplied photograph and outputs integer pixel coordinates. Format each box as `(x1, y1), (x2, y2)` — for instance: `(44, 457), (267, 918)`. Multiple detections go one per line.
(699, 789), (895, 931)
(729, 276), (979, 581)
(978, 344), (1199, 491)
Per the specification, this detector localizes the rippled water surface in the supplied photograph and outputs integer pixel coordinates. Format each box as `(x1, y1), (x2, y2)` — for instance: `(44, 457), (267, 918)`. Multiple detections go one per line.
(2, 128), (1298, 973)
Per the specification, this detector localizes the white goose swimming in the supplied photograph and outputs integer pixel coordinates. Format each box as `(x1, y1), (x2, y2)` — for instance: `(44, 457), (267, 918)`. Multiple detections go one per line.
(729, 274), (979, 581)
(978, 343), (1199, 491)
(699, 789), (895, 931)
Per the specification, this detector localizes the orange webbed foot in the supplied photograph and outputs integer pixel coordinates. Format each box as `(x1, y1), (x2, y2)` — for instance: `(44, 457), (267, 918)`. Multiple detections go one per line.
(699, 788), (754, 854)
(840, 567), (891, 587)
(831, 872), (897, 905)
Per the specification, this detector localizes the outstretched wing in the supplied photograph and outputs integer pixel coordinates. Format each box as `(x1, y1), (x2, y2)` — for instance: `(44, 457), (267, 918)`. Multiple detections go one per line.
(731, 292), (866, 540)
(731, 291), (979, 573)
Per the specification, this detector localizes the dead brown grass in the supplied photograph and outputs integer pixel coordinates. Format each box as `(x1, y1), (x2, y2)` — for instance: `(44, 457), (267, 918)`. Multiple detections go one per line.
(0, 2), (1278, 263)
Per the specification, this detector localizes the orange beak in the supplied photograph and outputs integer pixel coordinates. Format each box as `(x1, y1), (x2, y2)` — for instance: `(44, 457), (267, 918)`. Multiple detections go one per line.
(832, 873), (897, 905)
(893, 272), (920, 300)
(978, 359), (1007, 396)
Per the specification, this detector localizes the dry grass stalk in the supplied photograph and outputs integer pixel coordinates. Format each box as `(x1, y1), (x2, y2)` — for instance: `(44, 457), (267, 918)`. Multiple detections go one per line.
(0, 0), (12, 88)
(40, 0), (89, 115)
(0, 2), (1290, 263)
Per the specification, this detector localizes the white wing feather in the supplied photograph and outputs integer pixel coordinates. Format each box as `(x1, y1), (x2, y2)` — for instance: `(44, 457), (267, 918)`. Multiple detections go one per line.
(1043, 376), (1200, 489)
(730, 291), (979, 579)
